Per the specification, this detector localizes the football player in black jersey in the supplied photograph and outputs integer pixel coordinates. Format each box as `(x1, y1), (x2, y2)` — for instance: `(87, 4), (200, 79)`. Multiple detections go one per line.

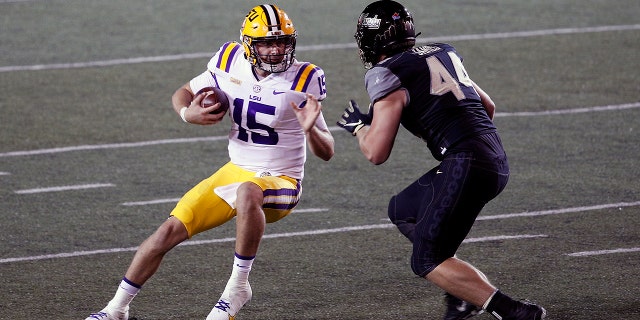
(338, 1), (546, 319)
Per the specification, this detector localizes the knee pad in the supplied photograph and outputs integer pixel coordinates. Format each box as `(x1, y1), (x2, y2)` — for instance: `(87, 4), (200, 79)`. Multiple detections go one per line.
(388, 195), (416, 242)
(387, 195), (397, 221)
(411, 257), (439, 277)
(410, 249), (442, 277)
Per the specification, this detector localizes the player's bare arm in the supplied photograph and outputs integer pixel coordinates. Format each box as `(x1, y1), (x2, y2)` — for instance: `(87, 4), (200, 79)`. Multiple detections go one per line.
(355, 89), (405, 165)
(171, 83), (226, 125)
(472, 81), (495, 120)
(291, 94), (335, 161)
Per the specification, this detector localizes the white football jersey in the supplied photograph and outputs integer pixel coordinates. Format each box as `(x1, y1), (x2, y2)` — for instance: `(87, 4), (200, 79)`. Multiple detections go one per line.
(189, 41), (328, 179)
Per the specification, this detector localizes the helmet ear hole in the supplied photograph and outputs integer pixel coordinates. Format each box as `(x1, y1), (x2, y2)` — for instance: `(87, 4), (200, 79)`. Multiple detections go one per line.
(241, 35), (253, 62)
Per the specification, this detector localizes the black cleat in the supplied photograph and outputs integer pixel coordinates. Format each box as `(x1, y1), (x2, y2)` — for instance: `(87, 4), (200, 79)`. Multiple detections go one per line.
(510, 300), (546, 320)
(443, 293), (483, 320)
(489, 300), (547, 320)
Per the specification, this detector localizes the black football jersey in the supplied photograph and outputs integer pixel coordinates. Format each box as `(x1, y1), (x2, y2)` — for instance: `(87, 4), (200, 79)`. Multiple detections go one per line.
(364, 43), (496, 160)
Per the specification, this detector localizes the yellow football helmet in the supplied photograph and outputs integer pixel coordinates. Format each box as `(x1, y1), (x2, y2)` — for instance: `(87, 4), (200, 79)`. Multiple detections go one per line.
(240, 4), (297, 73)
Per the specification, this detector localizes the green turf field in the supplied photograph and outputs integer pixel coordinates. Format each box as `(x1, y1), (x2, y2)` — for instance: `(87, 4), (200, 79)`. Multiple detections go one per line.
(1, 0), (639, 319)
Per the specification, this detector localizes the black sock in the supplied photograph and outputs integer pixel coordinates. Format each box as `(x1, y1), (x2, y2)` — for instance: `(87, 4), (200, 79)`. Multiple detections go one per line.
(485, 290), (516, 319)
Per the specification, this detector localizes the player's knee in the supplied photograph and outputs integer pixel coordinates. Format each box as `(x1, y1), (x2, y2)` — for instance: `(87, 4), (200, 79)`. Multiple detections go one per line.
(387, 195), (397, 221)
(409, 238), (452, 277)
(411, 255), (442, 277)
(146, 218), (189, 253)
(388, 196), (416, 242)
(236, 182), (264, 209)
(237, 181), (262, 199)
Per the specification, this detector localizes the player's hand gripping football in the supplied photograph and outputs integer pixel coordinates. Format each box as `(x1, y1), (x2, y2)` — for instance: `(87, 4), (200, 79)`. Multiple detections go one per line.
(337, 100), (371, 136)
(184, 90), (226, 125)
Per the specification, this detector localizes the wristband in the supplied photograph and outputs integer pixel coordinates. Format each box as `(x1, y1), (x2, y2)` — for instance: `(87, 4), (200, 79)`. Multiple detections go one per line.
(179, 107), (188, 123)
(353, 123), (366, 136)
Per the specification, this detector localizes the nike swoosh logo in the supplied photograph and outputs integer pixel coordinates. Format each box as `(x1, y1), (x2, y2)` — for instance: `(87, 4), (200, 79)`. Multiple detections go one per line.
(457, 302), (469, 312)
(436, 170), (443, 174)
(272, 90), (286, 95)
(343, 120), (363, 127)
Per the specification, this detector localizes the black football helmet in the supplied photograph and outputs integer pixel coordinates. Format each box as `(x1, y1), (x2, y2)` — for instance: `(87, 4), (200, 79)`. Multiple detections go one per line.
(354, 0), (416, 69)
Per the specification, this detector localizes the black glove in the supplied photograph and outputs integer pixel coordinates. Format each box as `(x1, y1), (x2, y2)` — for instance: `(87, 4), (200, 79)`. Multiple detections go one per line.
(337, 100), (372, 136)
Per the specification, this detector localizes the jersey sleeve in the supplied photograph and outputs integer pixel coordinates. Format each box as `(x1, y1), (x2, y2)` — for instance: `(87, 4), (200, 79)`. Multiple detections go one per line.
(189, 71), (216, 94)
(289, 63), (329, 129)
(206, 41), (245, 73)
(189, 42), (245, 94)
(364, 66), (403, 103)
(289, 63), (327, 101)
(314, 110), (329, 131)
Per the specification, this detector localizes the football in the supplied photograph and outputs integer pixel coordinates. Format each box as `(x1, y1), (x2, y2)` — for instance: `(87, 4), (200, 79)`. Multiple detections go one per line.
(196, 86), (230, 114)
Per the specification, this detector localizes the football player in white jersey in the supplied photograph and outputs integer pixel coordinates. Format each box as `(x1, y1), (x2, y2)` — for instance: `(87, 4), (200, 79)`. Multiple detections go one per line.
(85, 4), (334, 320)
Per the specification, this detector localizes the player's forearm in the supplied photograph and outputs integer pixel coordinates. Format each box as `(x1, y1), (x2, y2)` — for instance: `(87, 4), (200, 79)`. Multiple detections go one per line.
(306, 126), (335, 161)
(355, 126), (392, 165)
(172, 86), (193, 114)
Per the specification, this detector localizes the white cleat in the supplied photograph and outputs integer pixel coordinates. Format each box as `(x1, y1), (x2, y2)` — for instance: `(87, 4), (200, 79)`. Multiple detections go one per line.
(206, 282), (252, 320)
(85, 306), (129, 320)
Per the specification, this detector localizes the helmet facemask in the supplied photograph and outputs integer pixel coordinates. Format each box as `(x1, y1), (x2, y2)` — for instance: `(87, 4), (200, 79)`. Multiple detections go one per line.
(243, 33), (296, 73)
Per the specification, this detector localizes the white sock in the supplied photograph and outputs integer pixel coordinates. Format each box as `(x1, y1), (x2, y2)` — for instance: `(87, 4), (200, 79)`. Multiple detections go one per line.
(106, 278), (140, 311)
(228, 253), (254, 285)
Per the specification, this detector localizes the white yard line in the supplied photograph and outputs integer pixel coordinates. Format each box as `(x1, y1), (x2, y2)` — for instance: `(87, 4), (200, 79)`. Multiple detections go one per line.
(0, 224), (544, 264)
(495, 102), (640, 117)
(0, 136), (228, 158)
(1, 102), (638, 159)
(1, 200), (638, 264)
(1, 24), (638, 73)
(568, 247), (640, 257)
(14, 183), (115, 194)
(477, 201), (640, 220)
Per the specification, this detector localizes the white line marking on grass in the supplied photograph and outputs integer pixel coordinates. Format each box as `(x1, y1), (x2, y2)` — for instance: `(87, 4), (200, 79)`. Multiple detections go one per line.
(294, 208), (329, 213)
(4, 199), (635, 263)
(14, 183), (115, 194)
(122, 198), (181, 206)
(0, 247), (141, 264)
(495, 102), (640, 117)
(1, 25), (638, 73)
(0, 53), (213, 72)
(418, 25), (640, 43)
(121, 195), (330, 216)
(463, 234), (547, 243)
(1, 102), (637, 159)
(0, 222), (542, 264)
(477, 201), (640, 220)
(568, 247), (640, 257)
(0, 136), (227, 158)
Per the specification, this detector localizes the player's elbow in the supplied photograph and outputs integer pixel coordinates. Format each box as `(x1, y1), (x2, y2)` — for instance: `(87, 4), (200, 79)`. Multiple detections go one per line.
(365, 152), (389, 165)
(484, 101), (496, 119)
(369, 157), (387, 165)
(361, 141), (391, 165)
(310, 141), (335, 161)
(318, 149), (334, 161)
